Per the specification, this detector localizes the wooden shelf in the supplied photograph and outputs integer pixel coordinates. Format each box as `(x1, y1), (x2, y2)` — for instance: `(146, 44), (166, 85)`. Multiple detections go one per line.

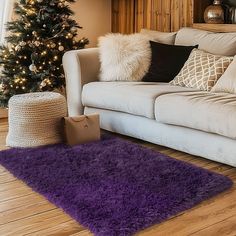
(193, 23), (236, 33)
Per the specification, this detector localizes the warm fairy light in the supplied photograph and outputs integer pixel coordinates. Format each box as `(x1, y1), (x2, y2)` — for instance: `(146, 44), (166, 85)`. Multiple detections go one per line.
(26, 8), (36, 15)
(41, 51), (47, 56)
(14, 78), (20, 83)
(53, 55), (58, 61)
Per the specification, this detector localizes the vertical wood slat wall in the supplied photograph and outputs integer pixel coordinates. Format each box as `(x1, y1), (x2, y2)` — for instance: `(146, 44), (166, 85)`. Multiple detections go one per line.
(112, 0), (193, 34)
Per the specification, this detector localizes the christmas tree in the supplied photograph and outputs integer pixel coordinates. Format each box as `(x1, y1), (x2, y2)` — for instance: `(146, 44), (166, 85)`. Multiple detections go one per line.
(0, 0), (89, 107)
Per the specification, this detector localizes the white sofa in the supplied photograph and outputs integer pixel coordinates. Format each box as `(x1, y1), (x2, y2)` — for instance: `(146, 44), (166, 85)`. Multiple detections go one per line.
(63, 28), (236, 167)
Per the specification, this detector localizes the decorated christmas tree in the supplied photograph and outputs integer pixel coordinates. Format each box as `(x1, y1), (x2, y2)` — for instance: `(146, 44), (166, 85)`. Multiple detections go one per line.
(0, 0), (88, 107)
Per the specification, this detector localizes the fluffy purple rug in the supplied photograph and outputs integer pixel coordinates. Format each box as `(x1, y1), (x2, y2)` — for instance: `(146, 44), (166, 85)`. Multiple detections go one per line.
(0, 135), (232, 235)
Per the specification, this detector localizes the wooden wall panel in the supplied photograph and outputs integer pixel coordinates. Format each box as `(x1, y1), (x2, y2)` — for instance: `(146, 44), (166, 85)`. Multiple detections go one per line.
(112, 0), (135, 34)
(134, 0), (152, 32)
(171, 0), (193, 32)
(111, 0), (194, 33)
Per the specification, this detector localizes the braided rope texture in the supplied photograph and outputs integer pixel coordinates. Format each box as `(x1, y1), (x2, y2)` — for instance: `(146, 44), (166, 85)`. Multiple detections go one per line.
(7, 92), (67, 147)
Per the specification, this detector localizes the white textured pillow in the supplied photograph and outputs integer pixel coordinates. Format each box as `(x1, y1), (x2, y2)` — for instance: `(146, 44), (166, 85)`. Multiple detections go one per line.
(98, 33), (151, 81)
(212, 56), (236, 94)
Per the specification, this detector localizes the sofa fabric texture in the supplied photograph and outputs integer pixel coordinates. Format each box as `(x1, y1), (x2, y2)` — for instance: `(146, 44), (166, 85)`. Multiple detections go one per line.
(98, 33), (151, 82)
(170, 49), (234, 91)
(140, 28), (177, 45)
(155, 91), (236, 139)
(175, 27), (236, 56)
(143, 41), (197, 83)
(212, 56), (236, 94)
(82, 82), (196, 119)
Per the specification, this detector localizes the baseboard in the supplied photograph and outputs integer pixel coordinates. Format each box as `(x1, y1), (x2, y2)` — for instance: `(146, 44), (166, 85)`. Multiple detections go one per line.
(0, 108), (8, 118)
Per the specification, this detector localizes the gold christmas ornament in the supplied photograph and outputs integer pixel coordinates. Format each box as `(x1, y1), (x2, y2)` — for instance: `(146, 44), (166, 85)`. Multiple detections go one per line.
(29, 64), (37, 72)
(50, 43), (56, 48)
(67, 33), (73, 38)
(15, 45), (21, 51)
(34, 41), (40, 47)
(20, 41), (26, 46)
(58, 45), (64, 51)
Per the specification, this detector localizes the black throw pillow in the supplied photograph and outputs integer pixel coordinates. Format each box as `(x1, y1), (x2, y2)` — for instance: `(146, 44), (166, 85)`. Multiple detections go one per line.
(143, 41), (198, 82)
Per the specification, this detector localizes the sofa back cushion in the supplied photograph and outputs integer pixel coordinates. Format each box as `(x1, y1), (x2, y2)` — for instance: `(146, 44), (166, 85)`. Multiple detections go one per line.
(140, 29), (177, 45)
(212, 56), (236, 94)
(175, 27), (236, 56)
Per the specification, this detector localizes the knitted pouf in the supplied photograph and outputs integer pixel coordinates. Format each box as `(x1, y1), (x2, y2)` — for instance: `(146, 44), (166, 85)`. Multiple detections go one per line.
(6, 92), (67, 147)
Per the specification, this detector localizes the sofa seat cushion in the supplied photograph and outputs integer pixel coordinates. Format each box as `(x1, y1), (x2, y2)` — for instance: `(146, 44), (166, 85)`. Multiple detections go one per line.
(82, 82), (196, 119)
(155, 91), (236, 139)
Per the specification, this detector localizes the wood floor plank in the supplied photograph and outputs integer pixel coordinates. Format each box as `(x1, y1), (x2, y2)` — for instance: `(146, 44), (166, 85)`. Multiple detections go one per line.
(0, 186), (35, 202)
(70, 231), (93, 236)
(191, 215), (236, 236)
(0, 119), (235, 235)
(0, 209), (72, 236)
(0, 172), (16, 184)
(0, 180), (27, 192)
(27, 220), (84, 236)
(0, 193), (43, 213)
(0, 200), (56, 225)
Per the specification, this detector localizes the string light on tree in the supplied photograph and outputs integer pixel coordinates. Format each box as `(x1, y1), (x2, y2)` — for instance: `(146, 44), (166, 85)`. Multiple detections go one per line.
(0, 0), (89, 106)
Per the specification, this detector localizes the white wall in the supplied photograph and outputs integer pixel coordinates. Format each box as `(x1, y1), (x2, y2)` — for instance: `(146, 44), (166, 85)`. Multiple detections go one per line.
(72, 0), (112, 47)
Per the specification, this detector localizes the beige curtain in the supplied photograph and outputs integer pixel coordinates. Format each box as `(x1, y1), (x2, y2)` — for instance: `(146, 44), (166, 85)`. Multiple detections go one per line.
(0, 0), (14, 44)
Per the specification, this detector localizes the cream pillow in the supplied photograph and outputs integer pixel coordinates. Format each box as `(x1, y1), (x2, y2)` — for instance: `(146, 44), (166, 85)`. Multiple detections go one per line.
(212, 56), (236, 94)
(98, 33), (151, 82)
(140, 28), (177, 45)
(170, 49), (233, 91)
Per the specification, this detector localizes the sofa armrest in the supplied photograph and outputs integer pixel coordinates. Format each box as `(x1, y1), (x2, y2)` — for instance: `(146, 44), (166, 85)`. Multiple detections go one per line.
(63, 48), (100, 116)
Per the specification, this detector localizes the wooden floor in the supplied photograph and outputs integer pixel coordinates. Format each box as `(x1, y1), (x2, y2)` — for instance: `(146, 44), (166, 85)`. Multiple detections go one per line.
(0, 118), (235, 236)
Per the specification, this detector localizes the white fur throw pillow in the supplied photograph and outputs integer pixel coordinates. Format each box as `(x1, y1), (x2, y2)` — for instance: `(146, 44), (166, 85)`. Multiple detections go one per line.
(98, 33), (151, 81)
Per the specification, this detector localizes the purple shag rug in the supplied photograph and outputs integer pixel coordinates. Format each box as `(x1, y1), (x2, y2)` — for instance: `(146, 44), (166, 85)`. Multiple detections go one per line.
(0, 135), (233, 235)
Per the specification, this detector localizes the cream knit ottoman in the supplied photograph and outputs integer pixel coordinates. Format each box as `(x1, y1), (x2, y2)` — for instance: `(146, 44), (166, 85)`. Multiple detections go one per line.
(6, 92), (67, 147)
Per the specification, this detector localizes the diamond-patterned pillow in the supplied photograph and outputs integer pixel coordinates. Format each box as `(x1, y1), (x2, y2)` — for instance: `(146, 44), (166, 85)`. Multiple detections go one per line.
(170, 49), (234, 91)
